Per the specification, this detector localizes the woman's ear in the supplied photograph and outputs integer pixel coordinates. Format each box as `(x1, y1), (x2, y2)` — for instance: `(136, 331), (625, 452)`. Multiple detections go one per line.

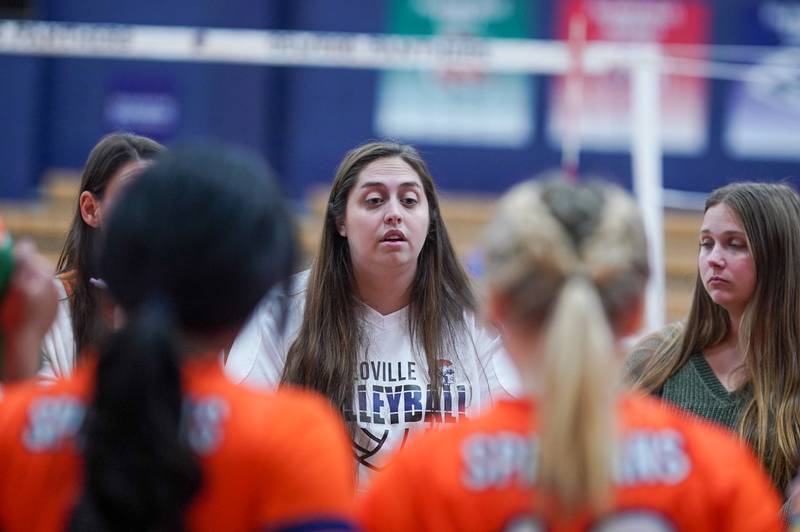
(79, 191), (103, 228)
(336, 217), (347, 238)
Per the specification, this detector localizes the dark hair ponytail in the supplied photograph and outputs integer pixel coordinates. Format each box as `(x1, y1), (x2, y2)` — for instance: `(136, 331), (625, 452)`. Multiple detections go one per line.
(69, 144), (295, 531)
(69, 298), (200, 531)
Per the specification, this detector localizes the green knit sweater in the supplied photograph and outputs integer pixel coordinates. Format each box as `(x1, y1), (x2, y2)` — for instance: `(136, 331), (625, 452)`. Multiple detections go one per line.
(625, 324), (750, 431)
(660, 354), (749, 431)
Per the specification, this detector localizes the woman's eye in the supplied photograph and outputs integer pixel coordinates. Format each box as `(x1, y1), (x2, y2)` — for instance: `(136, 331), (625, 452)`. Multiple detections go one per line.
(729, 240), (746, 249)
(365, 196), (383, 206)
(699, 239), (713, 249)
(401, 196), (418, 206)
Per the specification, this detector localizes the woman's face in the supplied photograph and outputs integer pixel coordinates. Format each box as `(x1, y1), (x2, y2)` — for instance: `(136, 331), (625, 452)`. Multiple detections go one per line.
(337, 156), (430, 277)
(698, 203), (757, 318)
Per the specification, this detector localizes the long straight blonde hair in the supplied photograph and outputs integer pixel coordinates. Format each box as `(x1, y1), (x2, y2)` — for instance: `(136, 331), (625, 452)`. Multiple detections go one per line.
(483, 177), (649, 514)
(634, 182), (800, 490)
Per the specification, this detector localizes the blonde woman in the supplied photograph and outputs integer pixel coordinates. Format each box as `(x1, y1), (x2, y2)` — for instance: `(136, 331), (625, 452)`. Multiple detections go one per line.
(361, 177), (782, 531)
(628, 182), (800, 492)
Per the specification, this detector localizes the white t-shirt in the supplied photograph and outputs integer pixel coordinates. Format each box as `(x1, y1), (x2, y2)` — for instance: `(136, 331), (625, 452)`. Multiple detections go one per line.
(225, 270), (517, 485)
(38, 279), (75, 383)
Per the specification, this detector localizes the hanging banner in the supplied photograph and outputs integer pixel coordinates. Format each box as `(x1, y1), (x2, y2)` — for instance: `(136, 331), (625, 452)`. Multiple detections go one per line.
(104, 77), (179, 141)
(725, 1), (800, 160)
(548, 0), (710, 154)
(375, 0), (533, 147)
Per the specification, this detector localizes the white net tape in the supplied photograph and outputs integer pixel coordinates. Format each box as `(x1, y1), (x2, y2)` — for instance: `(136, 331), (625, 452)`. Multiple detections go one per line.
(2, 19), (798, 82)
(14, 19), (781, 329)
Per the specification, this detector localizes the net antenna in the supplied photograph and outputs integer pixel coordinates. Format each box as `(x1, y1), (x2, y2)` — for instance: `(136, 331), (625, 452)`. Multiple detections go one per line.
(561, 13), (587, 183)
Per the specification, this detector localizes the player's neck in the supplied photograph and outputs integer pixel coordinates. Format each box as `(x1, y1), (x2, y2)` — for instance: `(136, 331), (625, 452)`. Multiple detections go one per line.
(353, 265), (415, 316)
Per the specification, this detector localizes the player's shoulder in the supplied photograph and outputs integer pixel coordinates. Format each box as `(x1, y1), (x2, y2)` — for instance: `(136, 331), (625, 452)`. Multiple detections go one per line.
(402, 400), (528, 460)
(260, 384), (332, 412)
(622, 395), (783, 525)
(266, 385), (343, 429)
(0, 373), (89, 454)
(220, 381), (343, 439)
(1, 370), (88, 411)
(366, 400), (530, 513)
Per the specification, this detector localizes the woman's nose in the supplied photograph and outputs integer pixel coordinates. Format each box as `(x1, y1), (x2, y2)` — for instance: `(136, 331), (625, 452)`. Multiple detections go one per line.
(707, 246), (725, 268)
(384, 200), (402, 224)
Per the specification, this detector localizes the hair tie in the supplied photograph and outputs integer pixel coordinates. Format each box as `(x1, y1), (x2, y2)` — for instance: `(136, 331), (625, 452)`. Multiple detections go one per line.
(89, 277), (108, 290)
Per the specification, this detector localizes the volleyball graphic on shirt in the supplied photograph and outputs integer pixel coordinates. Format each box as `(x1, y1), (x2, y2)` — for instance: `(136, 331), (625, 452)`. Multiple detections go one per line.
(439, 359), (456, 385)
(347, 355), (475, 480)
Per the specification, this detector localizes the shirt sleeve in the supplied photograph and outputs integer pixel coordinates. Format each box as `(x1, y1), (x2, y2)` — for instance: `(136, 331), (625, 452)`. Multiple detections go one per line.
(257, 392), (357, 531)
(469, 313), (518, 403)
(224, 295), (293, 390)
(624, 321), (684, 386)
(38, 282), (75, 384)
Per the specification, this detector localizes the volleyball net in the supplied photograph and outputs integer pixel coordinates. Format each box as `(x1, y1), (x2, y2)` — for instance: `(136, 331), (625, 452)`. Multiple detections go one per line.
(3, 18), (798, 331)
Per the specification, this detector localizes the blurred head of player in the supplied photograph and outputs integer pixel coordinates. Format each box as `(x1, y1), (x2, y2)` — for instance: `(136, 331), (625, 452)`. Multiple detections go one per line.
(58, 132), (164, 357)
(482, 176), (649, 513)
(69, 144), (295, 531)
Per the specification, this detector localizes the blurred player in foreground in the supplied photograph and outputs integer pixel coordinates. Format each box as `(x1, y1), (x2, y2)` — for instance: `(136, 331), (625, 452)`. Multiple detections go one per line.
(361, 176), (783, 531)
(0, 145), (356, 532)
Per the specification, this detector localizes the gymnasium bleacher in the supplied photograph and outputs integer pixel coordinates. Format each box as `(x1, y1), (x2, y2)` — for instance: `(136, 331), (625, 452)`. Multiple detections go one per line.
(0, 175), (701, 323)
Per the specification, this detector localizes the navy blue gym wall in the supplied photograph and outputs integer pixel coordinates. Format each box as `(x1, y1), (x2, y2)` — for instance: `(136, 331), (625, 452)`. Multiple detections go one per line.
(0, 0), (798, 199)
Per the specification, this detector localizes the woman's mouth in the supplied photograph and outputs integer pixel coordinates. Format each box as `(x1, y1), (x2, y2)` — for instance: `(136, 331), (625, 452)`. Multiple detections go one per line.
(381, 230), (406, 243)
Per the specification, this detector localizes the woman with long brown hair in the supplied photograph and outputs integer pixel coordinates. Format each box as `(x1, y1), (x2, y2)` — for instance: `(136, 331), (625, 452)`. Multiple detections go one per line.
(226, 140), (507, 484)
(628, 182), (800, 492)
(361, 177), (782, 531)
(40, 132), (163, 381)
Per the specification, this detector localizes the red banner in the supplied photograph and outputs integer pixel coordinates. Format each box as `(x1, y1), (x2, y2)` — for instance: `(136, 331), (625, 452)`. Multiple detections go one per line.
(549, 0), (710, 154)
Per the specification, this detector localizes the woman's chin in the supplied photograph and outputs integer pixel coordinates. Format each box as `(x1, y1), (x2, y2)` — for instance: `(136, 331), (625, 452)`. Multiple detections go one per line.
(709, 296), (745, 316)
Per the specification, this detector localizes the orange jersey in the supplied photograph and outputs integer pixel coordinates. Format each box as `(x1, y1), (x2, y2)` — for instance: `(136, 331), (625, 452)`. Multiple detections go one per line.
(361, 393), (783, 532)
(0, 360), (356, 532)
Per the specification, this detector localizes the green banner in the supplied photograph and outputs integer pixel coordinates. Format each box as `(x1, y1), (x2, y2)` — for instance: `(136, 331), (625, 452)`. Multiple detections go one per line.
(375, 0), (535, 147)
